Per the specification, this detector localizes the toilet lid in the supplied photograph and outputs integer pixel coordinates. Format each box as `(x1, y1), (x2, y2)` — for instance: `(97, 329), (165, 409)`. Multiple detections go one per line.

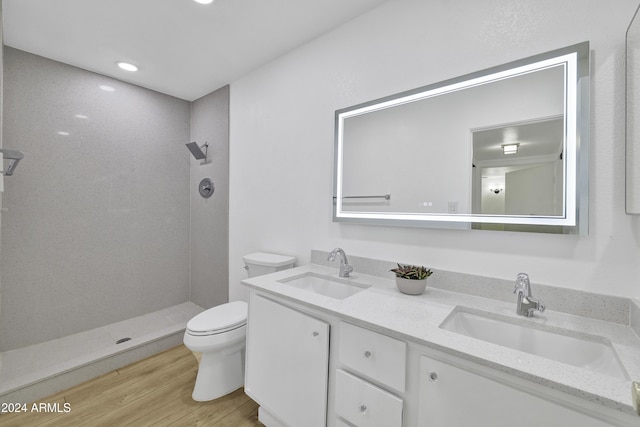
(242, 252), (295, 267)
(187, 301), (248, 334)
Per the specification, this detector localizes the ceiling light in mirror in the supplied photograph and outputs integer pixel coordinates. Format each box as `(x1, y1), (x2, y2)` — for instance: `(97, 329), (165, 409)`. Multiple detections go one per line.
(502, 144), (519, 155)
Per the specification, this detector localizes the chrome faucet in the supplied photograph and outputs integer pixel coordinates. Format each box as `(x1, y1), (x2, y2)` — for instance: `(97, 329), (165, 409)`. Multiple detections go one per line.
(513, 273), (545, 317)
(327, 248), (353, 277)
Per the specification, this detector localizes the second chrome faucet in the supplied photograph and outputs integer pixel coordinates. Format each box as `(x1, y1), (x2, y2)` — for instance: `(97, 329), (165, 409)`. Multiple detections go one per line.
(327, 248), (353, 277)
(513, 273), (545, 317)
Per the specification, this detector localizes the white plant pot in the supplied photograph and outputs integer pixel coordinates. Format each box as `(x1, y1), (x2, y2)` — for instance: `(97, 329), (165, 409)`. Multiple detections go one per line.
(395, 277), (427, 295)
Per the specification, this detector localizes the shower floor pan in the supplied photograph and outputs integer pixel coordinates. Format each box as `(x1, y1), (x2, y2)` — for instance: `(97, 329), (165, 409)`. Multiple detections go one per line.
(0, 302), (203, 404)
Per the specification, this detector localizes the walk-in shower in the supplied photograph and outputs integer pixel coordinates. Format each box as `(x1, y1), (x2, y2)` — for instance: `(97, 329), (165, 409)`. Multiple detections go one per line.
(0, 47), (201, 405)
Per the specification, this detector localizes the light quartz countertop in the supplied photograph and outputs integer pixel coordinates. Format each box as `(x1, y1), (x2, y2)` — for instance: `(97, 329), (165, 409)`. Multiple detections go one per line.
(242, 264), (640, 417)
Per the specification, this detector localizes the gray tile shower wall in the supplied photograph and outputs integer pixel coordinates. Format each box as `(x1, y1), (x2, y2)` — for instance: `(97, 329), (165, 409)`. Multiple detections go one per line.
(0, 47), (191, 350)
(189, 86), (230, 309)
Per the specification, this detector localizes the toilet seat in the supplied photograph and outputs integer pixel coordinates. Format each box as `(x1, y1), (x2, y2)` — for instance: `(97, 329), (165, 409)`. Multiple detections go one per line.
(186, 301), (248, 336)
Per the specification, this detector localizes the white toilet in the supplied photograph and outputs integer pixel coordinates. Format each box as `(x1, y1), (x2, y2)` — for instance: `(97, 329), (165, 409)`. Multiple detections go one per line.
(183, 252), (295, 401)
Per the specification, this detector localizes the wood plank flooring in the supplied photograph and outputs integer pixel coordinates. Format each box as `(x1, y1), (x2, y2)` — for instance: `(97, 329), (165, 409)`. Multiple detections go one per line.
(0, 345), (264, 427)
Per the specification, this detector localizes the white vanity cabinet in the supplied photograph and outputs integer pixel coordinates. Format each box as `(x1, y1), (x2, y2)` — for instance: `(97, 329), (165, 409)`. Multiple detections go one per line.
(418, 352), (622, 427)
(242, 281), (639, 427)
(245, 293), (330, 427)
(335, 322), (406, 426)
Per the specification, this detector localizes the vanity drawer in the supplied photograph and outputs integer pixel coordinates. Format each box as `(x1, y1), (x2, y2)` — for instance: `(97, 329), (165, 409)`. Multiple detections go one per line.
(339, 322), (406, 392)
(335, 369), (403, 427)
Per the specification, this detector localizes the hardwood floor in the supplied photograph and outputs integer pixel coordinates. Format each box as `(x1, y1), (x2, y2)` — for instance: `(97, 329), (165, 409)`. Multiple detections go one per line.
(0, 345), (264, 427)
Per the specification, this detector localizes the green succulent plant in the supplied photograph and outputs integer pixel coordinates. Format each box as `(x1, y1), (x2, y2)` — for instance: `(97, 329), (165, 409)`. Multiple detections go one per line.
(390, 263), (433, 280)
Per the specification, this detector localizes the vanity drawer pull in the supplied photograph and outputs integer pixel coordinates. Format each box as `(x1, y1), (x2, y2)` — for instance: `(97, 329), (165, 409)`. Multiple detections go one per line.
(312, 331), (319, 337)
(429, 372), (438, 382)
(359, 404), (367, 414)
(364, 350), (372, 358)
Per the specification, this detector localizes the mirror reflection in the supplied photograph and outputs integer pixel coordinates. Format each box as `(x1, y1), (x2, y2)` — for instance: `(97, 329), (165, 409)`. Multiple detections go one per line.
(627, 4), (640, 214)
(471, 118), (565, 232)
(334, 43), (589, 233)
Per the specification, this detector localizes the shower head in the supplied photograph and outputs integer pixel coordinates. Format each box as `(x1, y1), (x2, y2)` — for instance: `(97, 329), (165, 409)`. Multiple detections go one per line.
(186, 142), (208, 160)
(0, 149), (24, 176)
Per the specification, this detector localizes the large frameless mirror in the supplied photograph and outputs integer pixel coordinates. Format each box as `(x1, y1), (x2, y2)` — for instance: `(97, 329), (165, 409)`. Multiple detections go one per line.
(627, 5), (640, 214)
(333, 42), (589, 234)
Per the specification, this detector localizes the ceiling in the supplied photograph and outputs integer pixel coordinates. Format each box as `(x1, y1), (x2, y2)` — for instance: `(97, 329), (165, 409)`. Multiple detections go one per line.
(472, 118), (565, 163)
(2, 0), (386, 101)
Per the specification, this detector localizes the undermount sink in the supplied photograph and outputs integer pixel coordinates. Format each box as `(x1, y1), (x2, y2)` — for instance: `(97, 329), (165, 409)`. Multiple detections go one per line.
(440, 307), (629, 380)
(278, 272), (369, 300)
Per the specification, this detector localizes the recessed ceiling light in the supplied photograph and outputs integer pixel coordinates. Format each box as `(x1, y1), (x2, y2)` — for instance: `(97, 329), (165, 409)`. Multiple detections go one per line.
(99, 85), (115, 92)
(502, 143), (519, 155)
(116, 61), (138, 72)
(193, 0), (215, 4)
(57, 131), (70, 136)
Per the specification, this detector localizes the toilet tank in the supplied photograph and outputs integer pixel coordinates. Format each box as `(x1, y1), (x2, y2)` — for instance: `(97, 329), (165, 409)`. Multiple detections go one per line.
(243, 252), (296, 278)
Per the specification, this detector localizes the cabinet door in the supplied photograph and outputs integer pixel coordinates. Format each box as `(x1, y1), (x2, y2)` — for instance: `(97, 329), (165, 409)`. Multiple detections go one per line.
(245, 293), (330, 427)
(419, 355), (612, 427)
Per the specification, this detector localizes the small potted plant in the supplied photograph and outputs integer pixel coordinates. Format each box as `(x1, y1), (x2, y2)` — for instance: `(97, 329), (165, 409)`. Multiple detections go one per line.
(390, 263), (433, 295)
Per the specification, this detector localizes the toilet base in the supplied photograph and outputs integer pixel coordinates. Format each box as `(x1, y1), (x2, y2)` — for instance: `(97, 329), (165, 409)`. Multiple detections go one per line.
(191, 349), (244, 401)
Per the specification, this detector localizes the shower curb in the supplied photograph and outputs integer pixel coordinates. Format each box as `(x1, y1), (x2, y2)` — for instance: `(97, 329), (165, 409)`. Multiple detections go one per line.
(0, 330), (185, 405)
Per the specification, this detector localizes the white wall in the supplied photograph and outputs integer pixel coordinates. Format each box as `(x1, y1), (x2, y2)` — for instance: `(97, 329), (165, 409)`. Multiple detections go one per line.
(505, 163), (559, 215)
(229, 0), (640, 300)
